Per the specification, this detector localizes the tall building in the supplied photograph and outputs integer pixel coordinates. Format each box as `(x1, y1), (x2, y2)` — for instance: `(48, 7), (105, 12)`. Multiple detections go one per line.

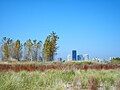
(57, 58), (62, 62)
(67, 54), (71, 61)
(80, 54), (84, 60)
(72, 50), (77, 60)
(83, 54), (89, 60)
(77, 54), (84, 61)
(77, 55), (81, 60)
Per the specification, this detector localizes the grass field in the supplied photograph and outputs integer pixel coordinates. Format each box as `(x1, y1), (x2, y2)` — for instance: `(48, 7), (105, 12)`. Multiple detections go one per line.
(0, 70), (120, 90)
(0, 61), (120, 90)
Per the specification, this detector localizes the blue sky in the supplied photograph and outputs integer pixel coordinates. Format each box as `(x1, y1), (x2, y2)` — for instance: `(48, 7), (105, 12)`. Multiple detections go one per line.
(0, 0), (120, 59)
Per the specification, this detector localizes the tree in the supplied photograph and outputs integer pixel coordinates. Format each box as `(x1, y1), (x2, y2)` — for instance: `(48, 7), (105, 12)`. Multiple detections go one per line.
(43, 35), (51, 61)
(50, 31), (59, 60)
(43, 31), (59, 61)
(13, 40), (22, 61)
(1, 37), (13, 61)
(111, 57), (120, 64)
(37, 41), (43, 61)
(24, 39), (33, 61)
(32, 40), (42, 61)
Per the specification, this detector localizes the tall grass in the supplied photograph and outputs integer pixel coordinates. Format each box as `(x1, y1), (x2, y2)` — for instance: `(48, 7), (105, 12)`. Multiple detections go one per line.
(0, 69), (120, 90)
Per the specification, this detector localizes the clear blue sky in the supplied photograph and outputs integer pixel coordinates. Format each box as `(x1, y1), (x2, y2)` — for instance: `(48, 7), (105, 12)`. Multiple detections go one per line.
(0, 0), (120, 59)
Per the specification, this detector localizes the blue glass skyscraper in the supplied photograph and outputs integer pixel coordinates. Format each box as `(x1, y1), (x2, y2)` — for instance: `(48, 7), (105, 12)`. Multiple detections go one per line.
(77, 55), (81, 61)
(72, 50), (77, 60)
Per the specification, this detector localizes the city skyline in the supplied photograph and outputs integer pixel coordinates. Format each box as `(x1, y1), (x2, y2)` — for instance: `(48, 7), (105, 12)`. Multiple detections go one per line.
(0, 0), (120, 59)
(71, 50), (89, 61)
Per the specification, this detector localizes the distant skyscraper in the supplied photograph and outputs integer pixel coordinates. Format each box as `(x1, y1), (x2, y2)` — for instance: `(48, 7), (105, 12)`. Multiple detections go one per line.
(58, 58), (62, 62)
(67, 54), (71, 61)
(72, 50), (77, 60)
(77, 55), (81, 60)
(77, 54), (84, 61)
(80, 54), (84, 60)
(83, 54), (89, 60)
(109, 57), (113, 60)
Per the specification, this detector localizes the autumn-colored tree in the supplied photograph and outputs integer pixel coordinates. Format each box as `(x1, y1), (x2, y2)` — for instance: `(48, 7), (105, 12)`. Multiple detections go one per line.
(43, 31), (59, 61)
(1, 37), (13, 61)
(2, 43), (9, 60)
(43, 35), (51, 61)
(0, 33), (59, 62)
(13, 40), (22, 61)
(50, 31), (59, 60)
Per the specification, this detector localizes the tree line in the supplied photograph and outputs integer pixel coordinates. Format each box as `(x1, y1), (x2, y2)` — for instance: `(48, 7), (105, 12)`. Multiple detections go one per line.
(0, 31), (59, 62)
(111, 57), (120, 64)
